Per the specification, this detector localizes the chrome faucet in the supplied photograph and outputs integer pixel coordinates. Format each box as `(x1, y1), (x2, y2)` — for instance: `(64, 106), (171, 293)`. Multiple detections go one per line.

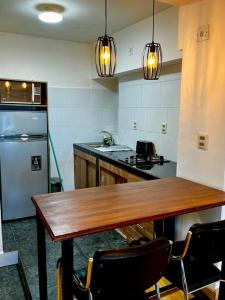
(100, 130), (114, 146)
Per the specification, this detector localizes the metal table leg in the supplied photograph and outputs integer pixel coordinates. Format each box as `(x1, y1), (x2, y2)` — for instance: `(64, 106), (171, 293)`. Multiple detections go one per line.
(154, 217), (176, 241)
(62, 239), (74, 300)
(218, 260), (225, 300)
(36, 214), (48, 300)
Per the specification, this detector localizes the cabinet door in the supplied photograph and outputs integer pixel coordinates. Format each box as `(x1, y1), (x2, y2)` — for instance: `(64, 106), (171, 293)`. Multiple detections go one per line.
(100, 168), (127, 186)
(74, 149), (96, 189)
(100, 168), (116, 186)
(87, 161), (97, 188)
(74, 155), (88, 189)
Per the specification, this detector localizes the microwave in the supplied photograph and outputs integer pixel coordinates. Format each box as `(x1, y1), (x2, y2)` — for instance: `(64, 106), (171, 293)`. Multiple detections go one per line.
(0, 80), (42, 105)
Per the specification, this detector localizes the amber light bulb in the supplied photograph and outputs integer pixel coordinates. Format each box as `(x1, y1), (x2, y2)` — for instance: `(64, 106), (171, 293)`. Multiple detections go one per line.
(147, 51), (158, 70)
(100, 46), (110, 66)
(22, 82), (27, 89)
(5, 81), (10, 89)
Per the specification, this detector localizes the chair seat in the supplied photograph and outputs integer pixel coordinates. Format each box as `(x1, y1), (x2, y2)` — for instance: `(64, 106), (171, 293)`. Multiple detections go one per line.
(165, 242), (221, 293)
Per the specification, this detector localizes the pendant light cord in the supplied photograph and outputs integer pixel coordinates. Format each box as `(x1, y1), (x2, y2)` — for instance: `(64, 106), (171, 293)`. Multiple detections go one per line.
(105, 0), (107, 36)
(152, 0), (155, 42)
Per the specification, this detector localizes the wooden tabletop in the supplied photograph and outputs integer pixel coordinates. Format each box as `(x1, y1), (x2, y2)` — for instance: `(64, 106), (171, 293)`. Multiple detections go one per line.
(32, 177), (225, 242)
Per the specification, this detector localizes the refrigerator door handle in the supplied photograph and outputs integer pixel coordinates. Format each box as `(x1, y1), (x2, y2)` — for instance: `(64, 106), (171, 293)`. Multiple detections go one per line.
(20, 134), (29, 141)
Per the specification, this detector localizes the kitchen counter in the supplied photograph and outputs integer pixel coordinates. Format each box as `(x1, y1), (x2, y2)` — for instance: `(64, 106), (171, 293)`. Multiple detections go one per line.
(73, 142), (176, 180)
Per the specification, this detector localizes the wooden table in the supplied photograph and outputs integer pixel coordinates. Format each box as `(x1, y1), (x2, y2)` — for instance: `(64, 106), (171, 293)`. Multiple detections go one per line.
(32, 177), (225, 300)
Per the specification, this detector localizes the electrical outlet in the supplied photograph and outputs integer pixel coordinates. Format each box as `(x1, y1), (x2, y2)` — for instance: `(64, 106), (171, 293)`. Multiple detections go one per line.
(197, 25), (209, 42)
(198, 133), (208, 150)
(161, 123), (167, 134)
(133, 121), (137, 130)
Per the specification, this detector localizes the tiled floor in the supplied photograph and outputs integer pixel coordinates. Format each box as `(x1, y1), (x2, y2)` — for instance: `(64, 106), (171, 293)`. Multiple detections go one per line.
(1, 218), (128, 300)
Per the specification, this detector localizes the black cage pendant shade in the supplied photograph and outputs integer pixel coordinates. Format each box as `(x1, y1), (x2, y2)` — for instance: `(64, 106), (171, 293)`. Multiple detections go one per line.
(143, 0), (162, 80)
(95, 0), (116, 77)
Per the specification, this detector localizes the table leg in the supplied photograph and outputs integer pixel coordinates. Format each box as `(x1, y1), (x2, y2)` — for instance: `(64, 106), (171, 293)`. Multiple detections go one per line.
(36, 214), (48, 300)
(62, 239), (74, 300)
(218, 260), (225, 300)
(154, 217), (175, 241)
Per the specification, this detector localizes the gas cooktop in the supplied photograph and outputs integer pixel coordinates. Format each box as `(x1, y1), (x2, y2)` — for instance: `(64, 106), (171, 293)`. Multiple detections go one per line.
(119, 155), (170, 170)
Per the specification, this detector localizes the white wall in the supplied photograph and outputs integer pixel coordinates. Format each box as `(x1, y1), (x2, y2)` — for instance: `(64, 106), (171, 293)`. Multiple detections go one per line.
(176, 0), (225, 239)
(118, 64), (181, 161)
(0, 32), (92, 88)
(48, 86), (118, 190)
(92, 7), (182, 77)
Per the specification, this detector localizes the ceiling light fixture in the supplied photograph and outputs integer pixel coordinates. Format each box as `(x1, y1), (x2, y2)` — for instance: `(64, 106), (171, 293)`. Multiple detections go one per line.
(95, 0), (116, 77)
(143, 0), (162, 80)
(36, 3), (65, 24)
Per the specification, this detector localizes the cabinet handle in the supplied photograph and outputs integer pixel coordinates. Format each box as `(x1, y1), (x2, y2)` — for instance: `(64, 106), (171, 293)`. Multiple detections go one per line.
(101, 175), (104, 185)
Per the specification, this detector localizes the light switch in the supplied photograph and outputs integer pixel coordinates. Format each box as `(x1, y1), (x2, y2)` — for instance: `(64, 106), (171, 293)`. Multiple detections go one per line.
(197, 25), (209, 42)
(198, 133), (208, 150)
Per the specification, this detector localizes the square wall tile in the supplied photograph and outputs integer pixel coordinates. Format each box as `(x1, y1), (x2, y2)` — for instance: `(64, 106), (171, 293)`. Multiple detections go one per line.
(167, 108), (180, 134)
(119, 85), (141, 108)
(142, 82), (162, 107)
(158, 134), (178, 161)
(161, 80), (181, 108)
(145, 109), (167, 133)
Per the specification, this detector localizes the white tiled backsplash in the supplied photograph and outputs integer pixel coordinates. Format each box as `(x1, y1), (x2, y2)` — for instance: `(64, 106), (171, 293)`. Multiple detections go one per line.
(48, 72), (181, 191)
(48, 87), (118, 190)
(118, 72), (181, 162)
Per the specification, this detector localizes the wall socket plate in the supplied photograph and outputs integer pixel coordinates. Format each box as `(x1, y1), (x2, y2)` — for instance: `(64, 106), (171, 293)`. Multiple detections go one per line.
(197, 24), (209, 42)
(161, 123), (167, 134)
(133, 120), (137, 130)
(198, 133), (209, 150)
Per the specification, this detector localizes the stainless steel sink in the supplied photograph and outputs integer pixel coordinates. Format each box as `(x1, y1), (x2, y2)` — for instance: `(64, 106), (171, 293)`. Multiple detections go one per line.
(92, 144), (132, 152)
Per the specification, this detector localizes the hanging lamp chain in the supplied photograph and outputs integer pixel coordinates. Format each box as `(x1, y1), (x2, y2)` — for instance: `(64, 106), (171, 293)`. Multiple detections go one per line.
(152, 0), (155, 42)
(105, 0), (108, 36)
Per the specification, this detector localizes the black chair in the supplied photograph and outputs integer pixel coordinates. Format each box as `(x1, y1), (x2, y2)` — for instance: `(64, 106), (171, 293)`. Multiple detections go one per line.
(57, 237), (172, 300)
(165, 219), (225, 300)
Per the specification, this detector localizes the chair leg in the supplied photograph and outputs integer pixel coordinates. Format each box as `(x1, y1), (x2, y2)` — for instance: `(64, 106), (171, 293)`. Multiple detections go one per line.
(155, 283), (160, 300)
(180, 259), (189, 300)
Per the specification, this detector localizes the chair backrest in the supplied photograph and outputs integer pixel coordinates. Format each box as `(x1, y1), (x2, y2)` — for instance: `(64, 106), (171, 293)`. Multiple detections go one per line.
(188, 219), (225, 264)
(89, 237), (172, 300)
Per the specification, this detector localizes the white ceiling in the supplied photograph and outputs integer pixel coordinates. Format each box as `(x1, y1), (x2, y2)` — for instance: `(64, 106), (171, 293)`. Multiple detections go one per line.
(0, 0), (171, 43)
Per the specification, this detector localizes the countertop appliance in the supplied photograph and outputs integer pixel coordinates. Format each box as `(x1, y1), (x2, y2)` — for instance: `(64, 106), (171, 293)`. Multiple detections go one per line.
(119, 154), (169, 170)
(136, 140), (155, 157)
(120, 141), (169, 170)
(0, 110), (48, 220)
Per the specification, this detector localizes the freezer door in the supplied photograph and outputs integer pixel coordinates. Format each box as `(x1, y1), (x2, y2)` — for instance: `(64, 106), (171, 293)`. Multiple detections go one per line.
(0, 111), (47, 136)
(0, 139), (48, 220)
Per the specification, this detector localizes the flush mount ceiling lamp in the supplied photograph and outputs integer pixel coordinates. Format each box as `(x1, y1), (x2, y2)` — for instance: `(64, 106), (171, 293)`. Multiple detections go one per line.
(95, 0), (116, 78)
(143, 0), (162, 80)
(36, 3), (65, 23)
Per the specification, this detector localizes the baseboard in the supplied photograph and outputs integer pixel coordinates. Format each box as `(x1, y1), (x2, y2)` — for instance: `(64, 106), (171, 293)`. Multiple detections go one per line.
(203, 286), (219, 300)
(0, 250), (18, 267)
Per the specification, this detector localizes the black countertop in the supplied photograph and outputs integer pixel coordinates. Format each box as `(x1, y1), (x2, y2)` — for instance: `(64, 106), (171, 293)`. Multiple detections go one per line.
(73, 143), (177, 180)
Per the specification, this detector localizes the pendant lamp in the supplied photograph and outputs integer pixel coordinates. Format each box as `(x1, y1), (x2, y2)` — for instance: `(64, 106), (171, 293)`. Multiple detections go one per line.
(95, 0), (116, 77)
(143, 0), (162, 80)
